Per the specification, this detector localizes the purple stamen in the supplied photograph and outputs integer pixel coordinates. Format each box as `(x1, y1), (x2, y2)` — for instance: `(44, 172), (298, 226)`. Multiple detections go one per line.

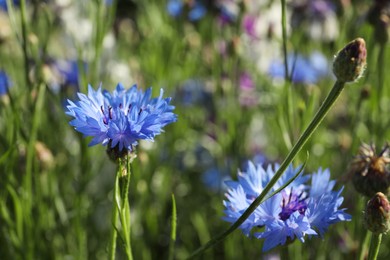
(278, 188), (308, 221)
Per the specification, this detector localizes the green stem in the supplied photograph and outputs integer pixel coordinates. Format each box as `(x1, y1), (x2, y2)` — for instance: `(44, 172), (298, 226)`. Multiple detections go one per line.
(24, 82), (46, 258)
(187, 80), (346, 259)
(19, 0), (30, 88)
(76, 139), (90, 259)
(280, 246), (289, 260)
(109, 156), (134, 260)
(375, 43), (385, 140)
(118, 156), (133, 260)
(109, 163), (121, 260)
(359, 231), (371, 260)
(367, 233), (382, 260)
(91, 0), (105, 82)
(168, 194), (177, 260)
(281, 0), (289, 81)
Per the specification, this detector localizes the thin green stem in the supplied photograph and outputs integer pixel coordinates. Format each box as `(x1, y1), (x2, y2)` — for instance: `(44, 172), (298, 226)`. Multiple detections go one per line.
(109, 163), (121, 260)
(168, 194), (177, 260)
(367, 233), (382, 260)
(187, 80), (346, 259)
(74, 139), (91, 259)
(24, 82), (46, 258)
(109, 156), (133, 260)
(118, 157), (133, 260)
(375, 43), (385, 140)
(19, 0), (30, 88)
(281, 0), (289, 81)
(359, 231), (371, 260)
(91, 0), (105, 82)
(280, 246), (289, 260)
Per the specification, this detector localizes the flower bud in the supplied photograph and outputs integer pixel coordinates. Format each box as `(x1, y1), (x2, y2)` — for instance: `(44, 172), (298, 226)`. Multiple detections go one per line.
(364, 192), (390, 234)
(333, 38), (367, 82)
(351, 143), (390, 197)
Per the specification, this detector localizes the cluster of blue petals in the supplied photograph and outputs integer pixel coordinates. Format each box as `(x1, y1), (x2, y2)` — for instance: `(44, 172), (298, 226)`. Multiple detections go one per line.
(66, 83), (177, 151)
(223, 162), (351, 252)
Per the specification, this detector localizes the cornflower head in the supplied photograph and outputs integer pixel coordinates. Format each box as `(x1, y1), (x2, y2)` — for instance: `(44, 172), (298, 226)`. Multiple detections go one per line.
(223, 162), (351, 252)
(66, 83), (177, 160)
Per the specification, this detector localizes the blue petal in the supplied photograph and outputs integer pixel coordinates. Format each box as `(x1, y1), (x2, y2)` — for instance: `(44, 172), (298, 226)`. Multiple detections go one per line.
(188, 2), (206, 21)
(167, 0), (183, 17)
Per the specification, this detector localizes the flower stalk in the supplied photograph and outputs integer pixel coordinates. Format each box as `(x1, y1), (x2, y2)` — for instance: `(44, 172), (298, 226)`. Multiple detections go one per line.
(109, 162), (120, 260)
(368, 233), (382, 260)
(109, 154), (134, 260)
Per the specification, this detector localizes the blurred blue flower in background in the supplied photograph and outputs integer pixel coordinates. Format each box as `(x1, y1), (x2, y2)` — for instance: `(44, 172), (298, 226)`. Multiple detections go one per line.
(0, 0), (19, 11)
(268, 51), (329, 84)
(0, 70), (11, 96)
(188, 1), (206, 21)
(167, 0), (206, 21)
(66, 83), (177, 152)
(167, 0), (183, 17)
(216, 0), (240, 24)
(44, 59), (85, 97)
(176, 79), (211, 106)
(202, 166), (231, 192)
(53, 59), (81, 88)
(223, 162), (350, 252)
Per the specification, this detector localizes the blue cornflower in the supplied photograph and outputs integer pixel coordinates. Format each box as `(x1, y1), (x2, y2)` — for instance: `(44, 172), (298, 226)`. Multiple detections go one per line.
(223, 162), (350, 252)
(0, 70), (11, 96)
(66, 83), (177, 153)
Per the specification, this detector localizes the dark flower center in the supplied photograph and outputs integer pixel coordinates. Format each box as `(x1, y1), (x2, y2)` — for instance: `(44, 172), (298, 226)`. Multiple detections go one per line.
(279, 188), (308, 221)
(101, 104), (144, 125)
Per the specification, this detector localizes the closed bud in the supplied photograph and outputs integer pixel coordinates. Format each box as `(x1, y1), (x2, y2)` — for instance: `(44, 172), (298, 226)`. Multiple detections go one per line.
(351, 143), (390, 197)
(364, 192), (390, 234)
(333, 38), (367, 83)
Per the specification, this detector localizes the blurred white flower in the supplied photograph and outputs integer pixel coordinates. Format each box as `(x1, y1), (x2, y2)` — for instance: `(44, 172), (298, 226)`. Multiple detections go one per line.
(61, 5), (93, 46)
(106, 61), (133, 85)
(240, 2), (290, 74)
